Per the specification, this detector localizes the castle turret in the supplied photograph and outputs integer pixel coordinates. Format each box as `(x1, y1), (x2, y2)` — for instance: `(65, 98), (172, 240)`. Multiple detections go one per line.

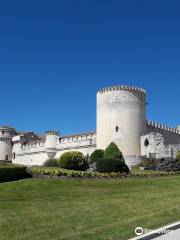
(0, 126), (15, 162)
(45, 130), (59, 159)
(96, 86), (147, 157)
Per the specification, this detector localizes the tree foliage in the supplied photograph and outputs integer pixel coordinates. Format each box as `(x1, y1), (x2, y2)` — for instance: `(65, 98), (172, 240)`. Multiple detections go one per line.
(103, 142), (123, 160)
(90, 149), (104, 162)
(59, 151), (88, 171)
(96, 142), (129, 173)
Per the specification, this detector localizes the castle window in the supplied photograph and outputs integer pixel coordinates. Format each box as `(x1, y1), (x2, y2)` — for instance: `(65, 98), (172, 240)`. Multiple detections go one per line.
(5, 155), (8, 161)
(115, 126), (119, 132)
(144, 139), (149, 147)
(13, 153), (16, 159)
(2, 131), (4, 135)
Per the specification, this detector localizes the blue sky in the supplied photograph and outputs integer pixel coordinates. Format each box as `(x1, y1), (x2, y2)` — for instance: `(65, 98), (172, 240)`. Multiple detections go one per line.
(0, 0), (180, 135)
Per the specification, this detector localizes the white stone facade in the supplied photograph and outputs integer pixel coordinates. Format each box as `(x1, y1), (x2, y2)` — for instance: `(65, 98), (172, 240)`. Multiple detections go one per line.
(12, 132), (96, 166)
(0, 85), (179, 167)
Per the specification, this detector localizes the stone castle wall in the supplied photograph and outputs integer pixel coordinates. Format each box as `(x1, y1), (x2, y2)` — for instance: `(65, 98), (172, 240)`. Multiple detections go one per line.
(12, 132), (96, 166)
(141, 121), (180, 159)
(147, 121), (180, 144)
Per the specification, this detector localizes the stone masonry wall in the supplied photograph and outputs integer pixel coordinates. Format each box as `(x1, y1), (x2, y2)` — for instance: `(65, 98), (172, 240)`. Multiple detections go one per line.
(141, 132), (180, 159)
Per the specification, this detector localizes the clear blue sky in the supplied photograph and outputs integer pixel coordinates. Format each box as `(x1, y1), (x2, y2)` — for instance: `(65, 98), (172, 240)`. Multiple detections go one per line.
(0, 0), (180, 135)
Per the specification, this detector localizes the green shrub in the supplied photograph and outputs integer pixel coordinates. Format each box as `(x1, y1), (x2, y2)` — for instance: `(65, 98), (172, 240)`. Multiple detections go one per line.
(90, 149), (104, 163)
(157, 158), (180, 171)
(103, 142), (123, 160)
(176, 151), (180, 161)
(131, 164), (141, 170)
(59, 151), (88, 171)
(95, 142), (129, 173)
(140, 158), (160, 169)
(96, 158), (129, 173)
(43, 159), (59, 167)
(0, 165), (31, 183)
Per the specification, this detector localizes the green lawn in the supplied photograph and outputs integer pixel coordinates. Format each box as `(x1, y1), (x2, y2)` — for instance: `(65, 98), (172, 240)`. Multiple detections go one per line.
(1, 177), (180, 240)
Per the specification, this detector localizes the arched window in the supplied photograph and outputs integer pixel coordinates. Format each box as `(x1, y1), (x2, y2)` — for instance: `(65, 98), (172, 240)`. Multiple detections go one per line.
(115, 126), (119, 132)
(144, 139), (149, 147)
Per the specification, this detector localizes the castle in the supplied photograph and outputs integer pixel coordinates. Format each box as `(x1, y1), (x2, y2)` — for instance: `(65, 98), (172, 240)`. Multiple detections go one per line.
(0, 85), (180, 167)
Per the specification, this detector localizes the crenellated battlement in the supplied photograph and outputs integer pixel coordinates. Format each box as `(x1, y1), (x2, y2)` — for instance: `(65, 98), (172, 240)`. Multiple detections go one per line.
(20, 132), (96, 151)
(0, 136), (12, 141)
(97, 85), (146, 95)
(46, 130), (59, 136)
(147, 120), (180, 134)
(60, 132), (96, 143)
(22, 140), (45, 150)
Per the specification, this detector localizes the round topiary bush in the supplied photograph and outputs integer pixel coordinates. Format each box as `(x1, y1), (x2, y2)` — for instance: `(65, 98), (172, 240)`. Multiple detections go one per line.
(43, 159), (59, 167)
(96, 158), (129, 173)
(103, 142), (123, 160)
(59, 151), (88, 171)
(90, 149), (104, 163)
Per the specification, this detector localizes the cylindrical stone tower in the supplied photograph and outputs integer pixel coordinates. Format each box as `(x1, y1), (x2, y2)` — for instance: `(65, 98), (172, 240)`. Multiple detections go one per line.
(96, 86), (147, 157)
(0, 126), (15, 162)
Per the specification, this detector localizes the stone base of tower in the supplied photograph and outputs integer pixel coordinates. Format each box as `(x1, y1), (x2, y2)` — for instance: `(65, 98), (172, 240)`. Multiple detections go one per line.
(124, 155), (144, 169)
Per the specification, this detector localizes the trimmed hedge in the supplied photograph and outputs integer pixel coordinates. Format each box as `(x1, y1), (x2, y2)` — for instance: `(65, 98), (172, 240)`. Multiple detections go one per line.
(96, 158), (129, 173)
(0, 165), (31, 183)
(29, 167), (180, 179)
(90, 149), (104, 163)
(59, 151), (88, 171)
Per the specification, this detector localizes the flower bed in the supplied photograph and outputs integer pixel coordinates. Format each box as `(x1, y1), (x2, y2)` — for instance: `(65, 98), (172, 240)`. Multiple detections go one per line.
(29, 167), (180, 179)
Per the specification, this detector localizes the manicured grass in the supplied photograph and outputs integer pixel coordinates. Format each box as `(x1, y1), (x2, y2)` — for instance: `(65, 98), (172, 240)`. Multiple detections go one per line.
(1, 177), (180, 240)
